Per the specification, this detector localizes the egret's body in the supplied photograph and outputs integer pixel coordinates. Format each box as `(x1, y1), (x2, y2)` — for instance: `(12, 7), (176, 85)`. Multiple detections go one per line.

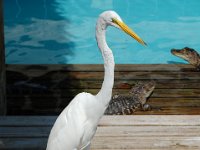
(46, 93), (103, 149)
(46, 11), (146, 150)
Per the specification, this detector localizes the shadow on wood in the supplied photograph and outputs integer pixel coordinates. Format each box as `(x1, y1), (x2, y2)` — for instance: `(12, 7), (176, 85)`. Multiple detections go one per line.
(6, 64), (200, 115)
(0, 115), (200, 149)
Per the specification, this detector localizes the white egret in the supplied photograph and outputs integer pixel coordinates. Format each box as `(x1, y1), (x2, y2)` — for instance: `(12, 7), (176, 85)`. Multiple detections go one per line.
(46, 10), (146, 150)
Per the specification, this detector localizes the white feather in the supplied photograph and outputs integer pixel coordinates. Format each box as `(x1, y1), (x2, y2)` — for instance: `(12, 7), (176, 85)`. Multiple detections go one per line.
(46, 92), (105, 150)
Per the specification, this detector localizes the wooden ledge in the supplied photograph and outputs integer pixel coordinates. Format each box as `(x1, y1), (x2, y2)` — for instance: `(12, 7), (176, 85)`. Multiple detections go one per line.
(0, 115), (200, 149)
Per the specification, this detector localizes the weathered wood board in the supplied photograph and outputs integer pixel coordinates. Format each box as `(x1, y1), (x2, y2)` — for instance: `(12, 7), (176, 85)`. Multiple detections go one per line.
(6, 64), (200, 115)
(0, 116), (200, 149)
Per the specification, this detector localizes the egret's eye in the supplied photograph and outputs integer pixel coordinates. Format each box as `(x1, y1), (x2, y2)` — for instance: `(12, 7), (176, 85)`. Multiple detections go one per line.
(111, 18), (117, 24)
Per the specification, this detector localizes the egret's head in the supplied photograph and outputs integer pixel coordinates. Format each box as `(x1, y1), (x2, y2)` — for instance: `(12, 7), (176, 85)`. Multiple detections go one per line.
(99, 11), (147, 46)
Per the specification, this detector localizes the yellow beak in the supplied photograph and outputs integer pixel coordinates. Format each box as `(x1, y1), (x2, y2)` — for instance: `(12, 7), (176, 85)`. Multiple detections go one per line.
(112, 18), (147, 46)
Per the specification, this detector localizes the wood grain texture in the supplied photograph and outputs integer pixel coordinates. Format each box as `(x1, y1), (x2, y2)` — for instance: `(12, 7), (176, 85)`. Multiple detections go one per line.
(6, 64), (198, 72)
(0, 116), (200, 150)
(6, 64), (200, 115)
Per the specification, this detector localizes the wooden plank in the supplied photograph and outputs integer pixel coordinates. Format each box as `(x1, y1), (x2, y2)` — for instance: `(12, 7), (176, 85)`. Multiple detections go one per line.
(7, 89), (200, 98)
(0, 138), (47, 150)
(7, 79), (200, 89)
(0, 0), (6, 115)
(7, 107), (200, 115)
(148, 98), (200, 107)
(150, 89), (200, 98)
(7, 71), (200, 80)
(47, 79), (200, 89)
(4, 137), (199, 150)
(0, 116), (200, 149)
(0, 127), (51, 138)
(1, 137), (199, 150)
(6, 64), (197, 72)
(1, 126), (200, 138)
(92, 149), (199, 150)
(98, 115), (200, 126)
(91, 136), (200, 149)
(132, 107), (200, 115)
(7, 96), (200, 105)
(66, 80), (200, 89)
(94, 126), (200, 137)
(69, 71), (200, 80)
(1, 116), (200, 126)
(6, 88), (200, 115)
(0, 116), (56, 126)
(7, 97), (200, 108)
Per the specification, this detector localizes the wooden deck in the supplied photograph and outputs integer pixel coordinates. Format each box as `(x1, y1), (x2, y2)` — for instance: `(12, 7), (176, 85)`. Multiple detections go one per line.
(6, 64), (200, 115)
(0, 115), (200, 149)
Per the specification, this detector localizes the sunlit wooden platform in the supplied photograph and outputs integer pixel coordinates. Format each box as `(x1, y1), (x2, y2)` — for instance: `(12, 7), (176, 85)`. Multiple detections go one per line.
(6, 64), (200, 115)
(0, 115), (200, 150)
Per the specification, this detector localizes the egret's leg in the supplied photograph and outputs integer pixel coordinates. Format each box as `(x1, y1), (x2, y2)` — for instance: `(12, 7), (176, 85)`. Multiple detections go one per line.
(83, 143), (90, 150)
(81, 142), (91, 150)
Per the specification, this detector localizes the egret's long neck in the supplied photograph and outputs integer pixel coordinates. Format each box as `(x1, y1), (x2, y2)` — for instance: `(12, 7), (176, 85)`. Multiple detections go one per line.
(96, 20), (115, 108)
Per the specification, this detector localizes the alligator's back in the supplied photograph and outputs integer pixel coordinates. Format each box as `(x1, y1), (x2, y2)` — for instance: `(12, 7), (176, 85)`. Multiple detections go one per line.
(105, 95), (141, 115)
(105, 81), (155, 115)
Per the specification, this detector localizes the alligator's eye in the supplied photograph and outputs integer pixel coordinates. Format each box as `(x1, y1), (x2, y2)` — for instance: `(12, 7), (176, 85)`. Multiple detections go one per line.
(139, 86), (144, 90)
(183, 50), (188, 54)
(185, 51), (190, 55)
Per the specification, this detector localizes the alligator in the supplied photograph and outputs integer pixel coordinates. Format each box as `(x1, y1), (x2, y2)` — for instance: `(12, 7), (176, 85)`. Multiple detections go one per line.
(104, 80), (155, 115)
(171, 47), (200, 70)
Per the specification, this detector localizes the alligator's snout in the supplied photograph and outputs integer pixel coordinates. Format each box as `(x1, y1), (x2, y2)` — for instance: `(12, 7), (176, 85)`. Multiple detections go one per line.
(130, 81), (155, 95)
(171, 48), (178, 55)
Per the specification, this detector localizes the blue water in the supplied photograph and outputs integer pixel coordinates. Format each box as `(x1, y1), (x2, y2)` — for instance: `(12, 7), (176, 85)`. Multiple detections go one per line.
(4, 0), (200, 64)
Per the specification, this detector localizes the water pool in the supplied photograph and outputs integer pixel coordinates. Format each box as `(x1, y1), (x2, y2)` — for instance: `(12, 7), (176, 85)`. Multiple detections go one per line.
(4, 0), (200, 64)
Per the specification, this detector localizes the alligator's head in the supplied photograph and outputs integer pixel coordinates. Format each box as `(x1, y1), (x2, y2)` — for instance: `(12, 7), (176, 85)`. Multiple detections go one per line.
(129, 80), (155, 105)
(171, 47), (200, 68)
